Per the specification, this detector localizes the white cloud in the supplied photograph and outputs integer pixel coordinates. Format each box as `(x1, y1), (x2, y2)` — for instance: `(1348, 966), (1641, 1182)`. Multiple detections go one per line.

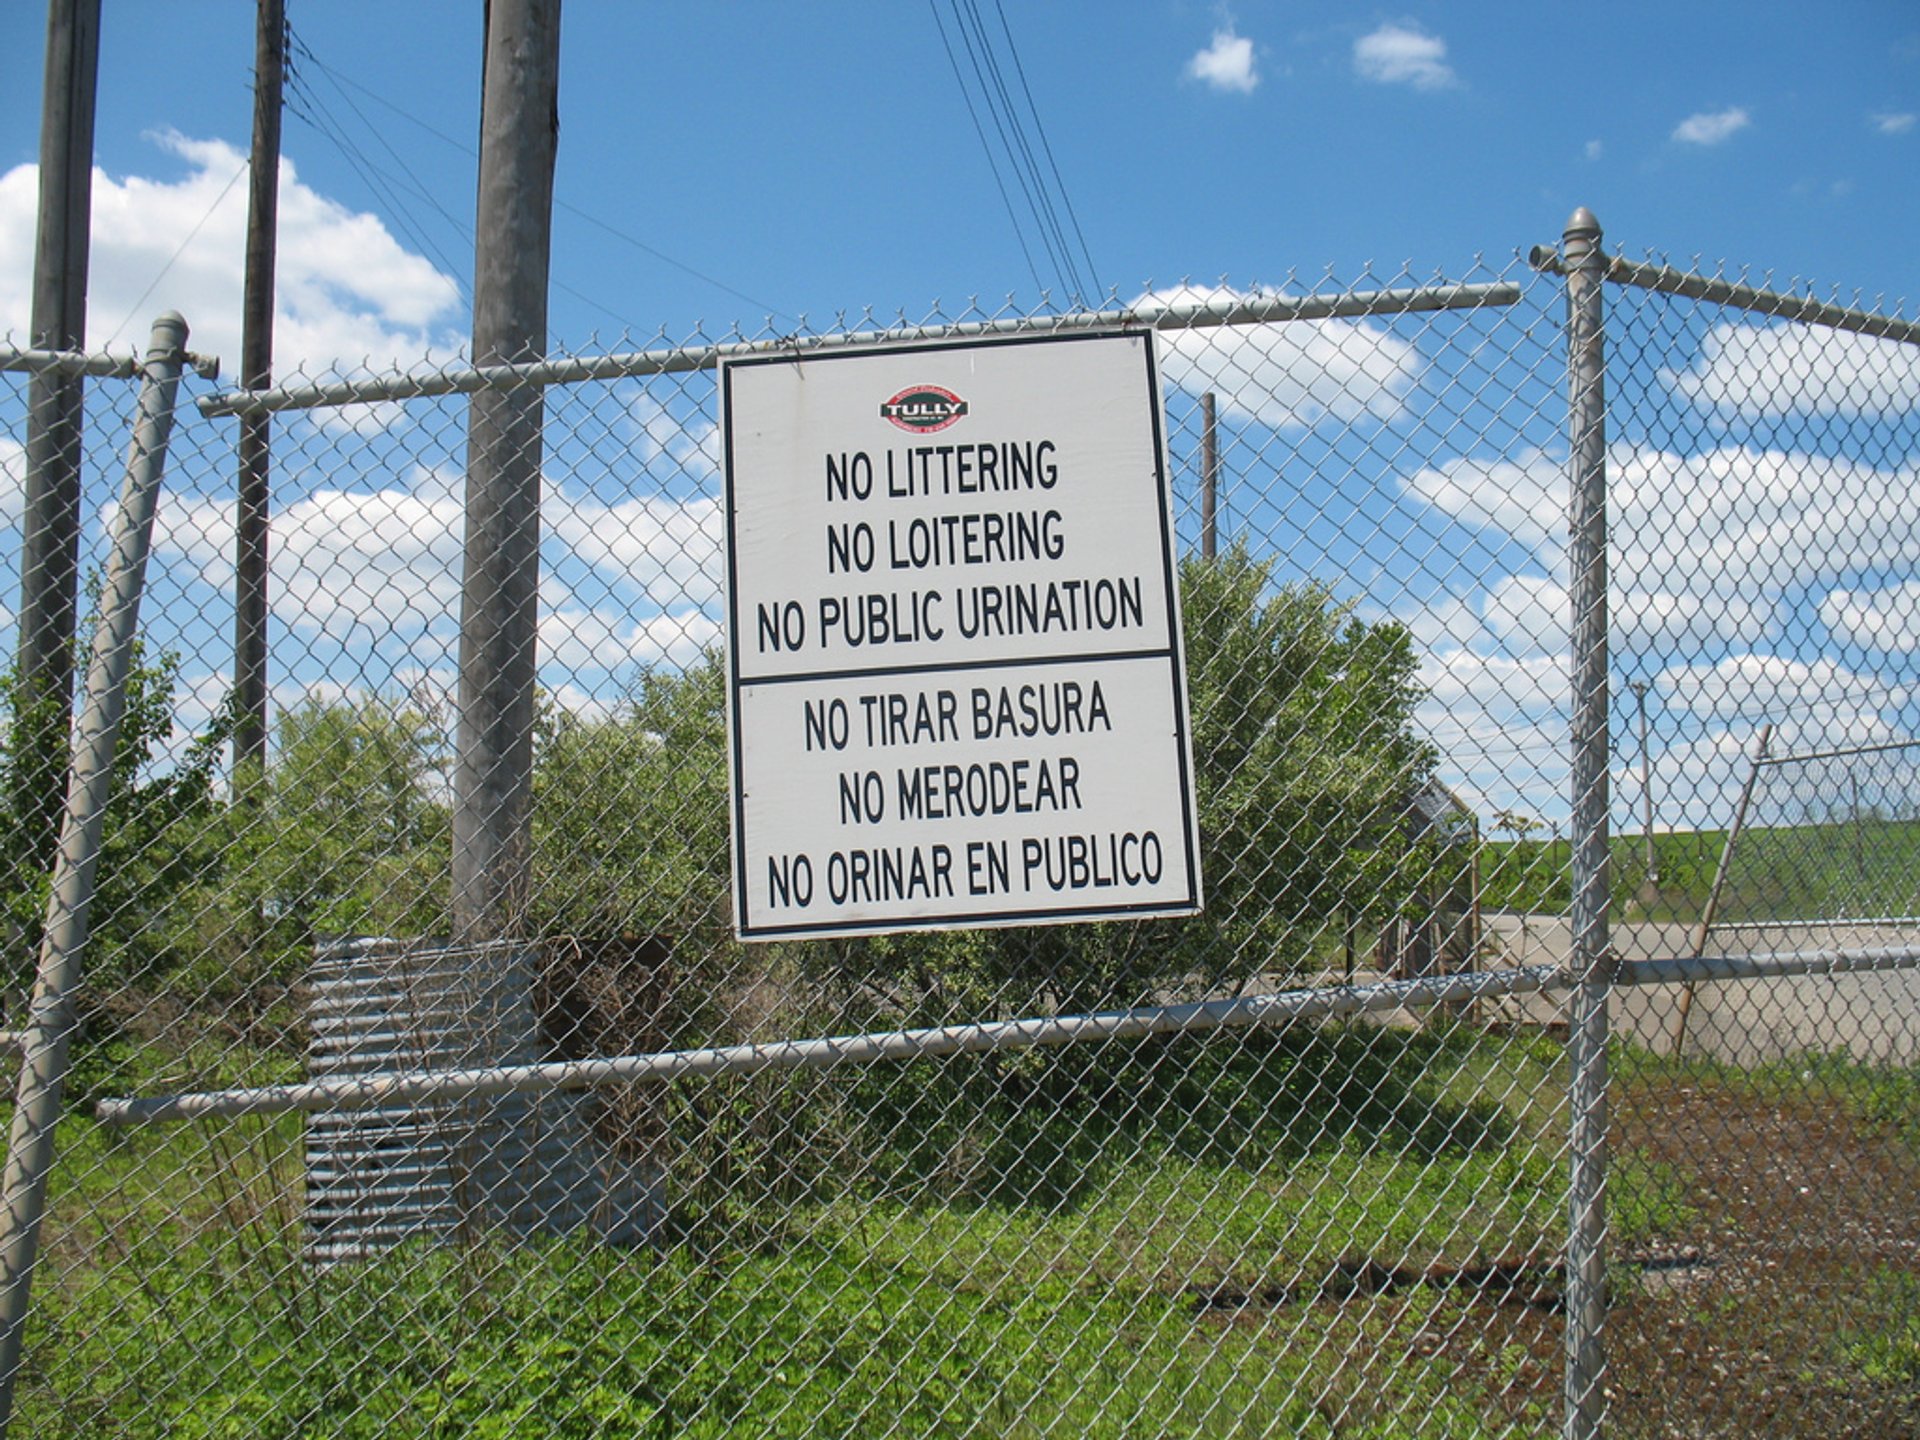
(1821, 581), (1920, 652)
(1353, 24), (1456, 91)
(1186, 29), (1259, 94)
(1672, 107), (1750, 146)
(540, 607), (721, 674)
(1415, 647), (1568, 824)
(1665, 322), (1920, 419)
(1613, 445), (1920, 595)
(1872, 112), (1916, 135)
(0, 131), (462, 375)
(1399, 447), (1564, 559)
(546, 493), (725, 607)
(1640, 695), (1920, 831)
(148, 466), (727, 638)
(1656, 653), (1907, 725)
(1584, 139), (1603, 161)
(1409, 442), (1920, 605)
(1142, 285), (1421, 430)
(630, 392), (720, 478)
(0, 432), (23, 529)
(152, 467), (468, 637)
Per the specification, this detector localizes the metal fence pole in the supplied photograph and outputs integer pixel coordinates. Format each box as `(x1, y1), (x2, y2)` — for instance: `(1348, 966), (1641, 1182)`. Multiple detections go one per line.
(1201, 390), (1219, 558)
(1671, 722), (1773, 1053)
(0, 314), (190, 1439)
(1561, 206), (1613, 1440)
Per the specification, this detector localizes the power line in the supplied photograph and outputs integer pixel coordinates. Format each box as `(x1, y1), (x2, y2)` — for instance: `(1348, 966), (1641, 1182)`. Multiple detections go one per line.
(955, 0), (1094, 305)
(927, 0), (1099, 308)
(987, 0), (1101, 301)
(950, 0), (1081, 301)
(926, 0), (1043, 299)
(284, 28), (790, 328)
(101, 160), (249, 348)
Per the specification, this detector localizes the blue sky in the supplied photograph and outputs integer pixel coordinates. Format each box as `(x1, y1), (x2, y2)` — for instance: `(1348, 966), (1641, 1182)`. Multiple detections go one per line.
(4, 3), (1917, 354)
(2, 3), (1918, 839)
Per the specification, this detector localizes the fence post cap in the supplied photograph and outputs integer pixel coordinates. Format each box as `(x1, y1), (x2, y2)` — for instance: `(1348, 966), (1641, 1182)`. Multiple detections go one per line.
(1563, 207), (1601, 242)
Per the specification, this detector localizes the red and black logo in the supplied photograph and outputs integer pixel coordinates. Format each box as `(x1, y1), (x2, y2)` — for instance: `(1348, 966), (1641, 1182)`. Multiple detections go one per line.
(880, 385), (969, 434)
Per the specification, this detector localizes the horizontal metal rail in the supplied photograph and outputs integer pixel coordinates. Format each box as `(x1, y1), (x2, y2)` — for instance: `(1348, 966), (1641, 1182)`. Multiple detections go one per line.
(195, 280), (1524, 417)
(0, 343), (222, 381)
(97, 963), (1558, 1124)
(94, 941), (1920, 1126)
(1707, 916), (1920, 934)
(1757, 738), (1920, 767)
(1615, 944), (1920, 986)
(1529, 244), (1920, 345)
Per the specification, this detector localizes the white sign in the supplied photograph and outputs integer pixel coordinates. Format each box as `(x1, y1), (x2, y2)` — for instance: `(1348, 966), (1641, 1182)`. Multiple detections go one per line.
(722, 330), (1202, 940)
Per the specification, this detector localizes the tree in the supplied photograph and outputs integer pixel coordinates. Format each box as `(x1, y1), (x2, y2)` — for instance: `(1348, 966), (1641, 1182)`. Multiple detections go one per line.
(230, 695), (452, 952)
(0, 636), (230, 999)
(523, 544), (1437, 1030)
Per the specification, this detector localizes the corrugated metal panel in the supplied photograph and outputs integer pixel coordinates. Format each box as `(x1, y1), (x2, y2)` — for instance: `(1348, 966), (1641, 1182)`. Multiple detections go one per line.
(303, 937), (662, 1263)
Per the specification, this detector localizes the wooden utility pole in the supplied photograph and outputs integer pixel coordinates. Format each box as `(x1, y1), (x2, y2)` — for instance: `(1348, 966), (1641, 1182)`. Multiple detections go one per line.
(234, 0), (286, 774)
(15, 0), (102, 863)
(452, 0), (562, 941)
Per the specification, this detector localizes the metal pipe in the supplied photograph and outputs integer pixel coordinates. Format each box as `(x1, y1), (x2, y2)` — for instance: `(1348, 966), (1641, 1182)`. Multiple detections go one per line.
(1529, 245), (1920, 347)
(0, 345), (220, 381)
(89, 940), (1920, 1129)
(1618, 944), (1920, 986)
(1200, 391), (1219, 559)
(1754, 738), (1919, 768)
(1672, 723), (1772, 1053)
(1630, 681), (1657, 887)
(0, 313), (190, 1436)
(95, 963), (1566, 1126)
(1559, 205), (1612, 1440)
(196, 280), (1526, 417)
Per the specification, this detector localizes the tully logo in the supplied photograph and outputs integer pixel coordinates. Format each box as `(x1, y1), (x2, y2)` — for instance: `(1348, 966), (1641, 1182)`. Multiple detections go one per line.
(880, 385), (969, 434)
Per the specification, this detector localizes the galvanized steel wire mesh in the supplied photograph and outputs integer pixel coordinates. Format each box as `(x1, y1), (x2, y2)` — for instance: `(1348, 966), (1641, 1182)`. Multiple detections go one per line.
(0, 242), (1914, 1438)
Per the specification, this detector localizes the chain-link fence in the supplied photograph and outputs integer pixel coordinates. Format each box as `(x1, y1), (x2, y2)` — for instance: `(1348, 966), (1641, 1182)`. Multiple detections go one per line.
(0, 214), (1915, 1438)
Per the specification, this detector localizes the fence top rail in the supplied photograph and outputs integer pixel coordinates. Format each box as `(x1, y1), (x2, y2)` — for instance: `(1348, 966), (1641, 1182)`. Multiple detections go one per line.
(194, 278), (1523, 418)
(0, 342), (222, 382)
(1529, 243), (1920, 345)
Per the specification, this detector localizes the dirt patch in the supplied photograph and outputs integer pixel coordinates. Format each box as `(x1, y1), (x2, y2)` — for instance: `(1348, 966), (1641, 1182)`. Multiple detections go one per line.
(1596, 1076), (1920, 1439)
(1189, 1071), (1919, 1436)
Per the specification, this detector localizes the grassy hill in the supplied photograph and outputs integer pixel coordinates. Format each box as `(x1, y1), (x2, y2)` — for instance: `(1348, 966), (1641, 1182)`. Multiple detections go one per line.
(1480, 816), (1920, 924)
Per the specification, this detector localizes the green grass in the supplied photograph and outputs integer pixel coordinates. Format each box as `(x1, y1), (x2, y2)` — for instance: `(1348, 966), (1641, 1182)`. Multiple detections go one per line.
(1480, 815), (1920, 922)
(10, 1022), (1574, 1439)
(1842, 1269), (1920, 1386)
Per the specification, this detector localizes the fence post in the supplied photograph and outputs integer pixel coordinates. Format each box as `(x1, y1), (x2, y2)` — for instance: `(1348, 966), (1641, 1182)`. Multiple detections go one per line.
(14, 0), (102, 869)
(451, 0), (562, 942)
(0, 314), (191, 1438)
(1561, 206), (1612, 1440)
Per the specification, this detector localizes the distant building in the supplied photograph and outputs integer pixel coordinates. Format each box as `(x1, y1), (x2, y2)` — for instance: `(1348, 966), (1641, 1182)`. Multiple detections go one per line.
(1378, 779), (1480, 980)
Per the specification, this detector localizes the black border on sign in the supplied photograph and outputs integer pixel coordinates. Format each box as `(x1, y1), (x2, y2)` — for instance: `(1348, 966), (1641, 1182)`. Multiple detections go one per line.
(721, 328), (1200, 941)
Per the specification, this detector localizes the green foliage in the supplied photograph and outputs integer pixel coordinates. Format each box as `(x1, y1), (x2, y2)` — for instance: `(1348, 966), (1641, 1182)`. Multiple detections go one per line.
(22, 1025), (1564, 1440)
(529, 653), (729, 945)
(228, 695), (452, 948)
(522, 547), (1437, 1026)
(1843, 1269), (1920, 1385)
(0, 638), (231, 998)
(1165, 542), (1436, 990)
